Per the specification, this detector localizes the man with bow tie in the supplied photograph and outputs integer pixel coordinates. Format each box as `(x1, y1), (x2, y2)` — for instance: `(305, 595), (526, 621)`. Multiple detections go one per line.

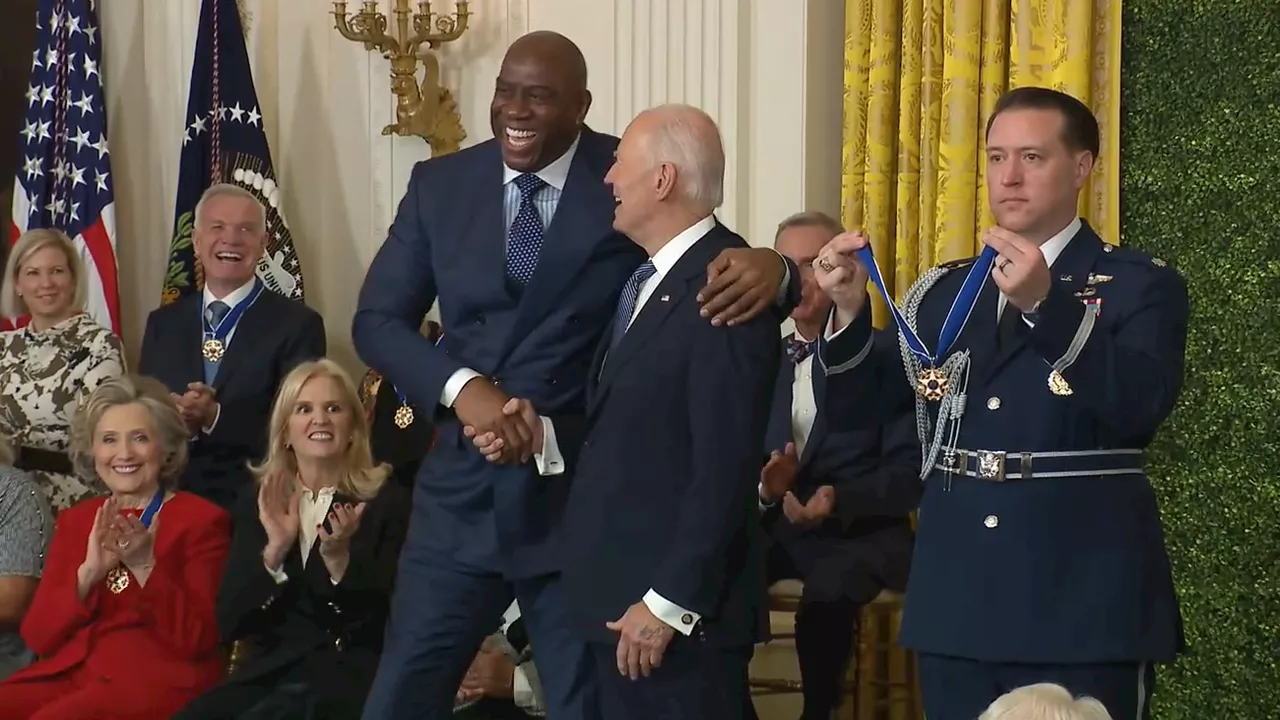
(759, 211), (921, 720)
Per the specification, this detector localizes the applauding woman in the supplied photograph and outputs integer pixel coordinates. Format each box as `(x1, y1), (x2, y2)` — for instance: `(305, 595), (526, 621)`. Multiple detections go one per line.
(0, 375), (231, 719)
(175, 358), (411, 720)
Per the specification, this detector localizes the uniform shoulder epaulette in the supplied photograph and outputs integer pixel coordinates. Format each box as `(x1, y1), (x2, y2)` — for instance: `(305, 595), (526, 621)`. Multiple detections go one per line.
(937, 255), (979, 271)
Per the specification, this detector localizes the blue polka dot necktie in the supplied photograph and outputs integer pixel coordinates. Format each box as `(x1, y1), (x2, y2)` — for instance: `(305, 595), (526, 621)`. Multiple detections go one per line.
(506, 173), (548, 287)
(610, 261), (657, 351)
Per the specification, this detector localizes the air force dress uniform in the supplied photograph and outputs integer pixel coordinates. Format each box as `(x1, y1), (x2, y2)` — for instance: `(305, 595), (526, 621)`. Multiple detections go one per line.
(820, 218), (1188, 720)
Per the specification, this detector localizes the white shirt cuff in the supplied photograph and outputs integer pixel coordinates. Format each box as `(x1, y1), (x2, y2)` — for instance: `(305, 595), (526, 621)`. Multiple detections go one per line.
(265, 562), (288, 585)
(825, 309), (851, 340)
(534, 416), (565, 476)
(643, 588), (700, 636)
(771, 249), (791, 306)
(440, 367), (483, 407)
(758, 482), (778, 512)
(202, 402), (221, 434)
(513, 664), (535, 710)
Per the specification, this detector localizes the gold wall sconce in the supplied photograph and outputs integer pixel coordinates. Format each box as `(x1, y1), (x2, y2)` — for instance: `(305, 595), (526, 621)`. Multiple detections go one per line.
(332, 0), (470, 155)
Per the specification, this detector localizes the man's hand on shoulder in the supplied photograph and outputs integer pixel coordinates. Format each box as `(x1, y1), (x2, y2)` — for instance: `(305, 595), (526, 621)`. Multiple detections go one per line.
(455, 379), (536, 465)
(698, 247), (786, 327)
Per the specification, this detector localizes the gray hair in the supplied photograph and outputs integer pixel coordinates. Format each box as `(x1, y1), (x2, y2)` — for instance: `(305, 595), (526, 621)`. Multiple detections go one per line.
(773, 210), (844, 244)
(978, 683), (1113, 720)
(1, 228), (88, 319)
(69, 375), (190, 489)
(642, 104), (725, 215)
(194, 183), (267, 231)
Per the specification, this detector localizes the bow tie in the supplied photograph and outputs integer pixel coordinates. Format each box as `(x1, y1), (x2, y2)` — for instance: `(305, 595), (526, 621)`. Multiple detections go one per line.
(786, 336), (817, 364)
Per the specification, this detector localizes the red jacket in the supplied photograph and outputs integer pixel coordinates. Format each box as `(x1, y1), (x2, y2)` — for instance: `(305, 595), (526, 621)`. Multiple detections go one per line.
(10, 492), (231, 690)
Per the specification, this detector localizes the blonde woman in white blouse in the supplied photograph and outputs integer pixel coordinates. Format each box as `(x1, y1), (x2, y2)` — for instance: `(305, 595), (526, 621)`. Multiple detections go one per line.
(0, 229), (123, 512)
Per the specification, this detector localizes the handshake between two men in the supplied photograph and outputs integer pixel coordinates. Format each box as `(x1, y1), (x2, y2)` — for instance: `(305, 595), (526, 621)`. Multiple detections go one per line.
(457, 380), (544, 465)
(455, 247), (792, 465)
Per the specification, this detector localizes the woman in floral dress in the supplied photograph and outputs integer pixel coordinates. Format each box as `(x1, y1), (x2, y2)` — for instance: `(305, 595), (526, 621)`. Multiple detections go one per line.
(0, 229), (124, 512)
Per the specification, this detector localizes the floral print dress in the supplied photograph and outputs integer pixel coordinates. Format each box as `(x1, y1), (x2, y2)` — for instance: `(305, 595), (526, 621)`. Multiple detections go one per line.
(0, 314), (124, 512)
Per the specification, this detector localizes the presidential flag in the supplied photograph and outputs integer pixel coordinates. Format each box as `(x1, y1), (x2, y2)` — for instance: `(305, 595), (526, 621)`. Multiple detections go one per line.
(161, 0), (304, 304)
(9, 0), (120, 334)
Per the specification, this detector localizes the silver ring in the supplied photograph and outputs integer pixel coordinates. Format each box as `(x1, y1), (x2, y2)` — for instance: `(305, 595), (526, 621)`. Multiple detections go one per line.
(116, 539), (131, 550)
(817, 257), (836, 273)
(998, 258), (1013, 273)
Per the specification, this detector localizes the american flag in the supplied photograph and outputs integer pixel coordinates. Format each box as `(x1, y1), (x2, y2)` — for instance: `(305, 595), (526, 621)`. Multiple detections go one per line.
(161, 0), (305, 304)
(8, 0), (120, 335)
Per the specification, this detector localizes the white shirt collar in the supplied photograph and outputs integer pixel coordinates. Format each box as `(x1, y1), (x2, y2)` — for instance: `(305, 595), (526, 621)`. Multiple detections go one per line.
(202, 277), (257, 309)
(649, 215), (716, 274)
(1040, 216), (1082, 267)
(502, 133), (581, 191)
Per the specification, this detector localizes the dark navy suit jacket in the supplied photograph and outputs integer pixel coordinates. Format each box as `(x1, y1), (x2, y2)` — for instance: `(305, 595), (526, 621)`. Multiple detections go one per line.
(820, 221), (1188, 664)
(139, 290), (326, 509)
(352, 129), (641, 578)
(561, 225), (780, 649)
(762, 330), (920, 604)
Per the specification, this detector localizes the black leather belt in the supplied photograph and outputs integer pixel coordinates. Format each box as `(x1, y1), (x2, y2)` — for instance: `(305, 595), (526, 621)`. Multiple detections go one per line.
(15, 446), (73, 475)
(934, 448), (1145, 482)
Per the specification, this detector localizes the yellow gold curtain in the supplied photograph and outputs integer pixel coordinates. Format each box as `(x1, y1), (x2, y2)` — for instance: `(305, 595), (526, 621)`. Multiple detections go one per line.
(841, 0), (1122, 322)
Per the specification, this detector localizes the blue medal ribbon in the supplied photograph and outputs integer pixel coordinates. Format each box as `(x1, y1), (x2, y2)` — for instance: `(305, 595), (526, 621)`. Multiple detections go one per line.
(138, 486), (166, 529)
(392, 384), (416, 428)
(203, 277), (266, 354)
(855, 244), (997, 369)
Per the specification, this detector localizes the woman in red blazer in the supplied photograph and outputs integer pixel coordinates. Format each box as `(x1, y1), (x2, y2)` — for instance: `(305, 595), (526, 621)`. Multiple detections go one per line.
(0, 375), (231, 719)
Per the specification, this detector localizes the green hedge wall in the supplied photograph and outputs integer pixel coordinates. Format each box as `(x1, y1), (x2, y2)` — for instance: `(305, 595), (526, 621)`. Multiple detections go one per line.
(1122, 1), (1280, 717)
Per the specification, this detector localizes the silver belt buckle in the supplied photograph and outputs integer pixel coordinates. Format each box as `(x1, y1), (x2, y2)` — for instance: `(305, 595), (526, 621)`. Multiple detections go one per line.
(976, 450), (1006, 482)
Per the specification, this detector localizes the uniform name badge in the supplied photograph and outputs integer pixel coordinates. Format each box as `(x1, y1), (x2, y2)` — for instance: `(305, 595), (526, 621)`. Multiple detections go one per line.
(202, 278), (266, 363)
(855, 243), (998, 402)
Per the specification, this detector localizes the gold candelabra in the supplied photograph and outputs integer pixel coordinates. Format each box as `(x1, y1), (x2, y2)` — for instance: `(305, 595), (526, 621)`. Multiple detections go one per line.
(332, 0), (471, 154)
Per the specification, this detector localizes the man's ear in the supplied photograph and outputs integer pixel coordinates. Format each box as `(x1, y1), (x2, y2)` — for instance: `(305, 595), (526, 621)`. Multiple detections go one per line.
(1075, 150), (1095, 188)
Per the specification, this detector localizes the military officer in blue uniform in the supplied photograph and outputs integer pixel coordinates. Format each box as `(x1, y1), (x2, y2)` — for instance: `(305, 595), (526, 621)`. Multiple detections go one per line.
(810, 87), (1188, 720)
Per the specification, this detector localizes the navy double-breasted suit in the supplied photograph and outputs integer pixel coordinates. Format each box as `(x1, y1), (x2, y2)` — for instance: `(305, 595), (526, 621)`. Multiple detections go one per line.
(352, 129), (642, 720)
(821, 220), (1188, 719)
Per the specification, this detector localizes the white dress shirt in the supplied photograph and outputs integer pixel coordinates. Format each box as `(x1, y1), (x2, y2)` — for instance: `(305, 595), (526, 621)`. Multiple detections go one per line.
(996, 216), (1081, 323)
(199, 277), (259, 433)
(789, 330), (820, 458)
(265, 485), (339, 584)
